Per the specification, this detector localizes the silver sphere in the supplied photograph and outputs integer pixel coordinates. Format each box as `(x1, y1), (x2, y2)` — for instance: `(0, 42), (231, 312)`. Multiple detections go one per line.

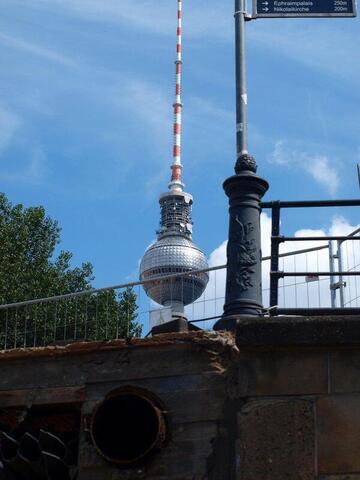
(140, 235), (209, 307)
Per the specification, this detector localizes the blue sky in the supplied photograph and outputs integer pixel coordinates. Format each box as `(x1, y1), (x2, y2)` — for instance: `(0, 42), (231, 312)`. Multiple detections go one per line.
(0, 0), (359, 289)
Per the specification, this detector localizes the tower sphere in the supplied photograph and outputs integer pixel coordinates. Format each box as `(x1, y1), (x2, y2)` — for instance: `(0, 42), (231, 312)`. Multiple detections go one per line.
(140, 191), (209, 311)
(140, 234), (209, 308)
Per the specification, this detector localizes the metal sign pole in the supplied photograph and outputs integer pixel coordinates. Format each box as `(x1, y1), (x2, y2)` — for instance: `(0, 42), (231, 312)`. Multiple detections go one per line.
(235, 0), (248, 156)
(215, 0), (269, 331)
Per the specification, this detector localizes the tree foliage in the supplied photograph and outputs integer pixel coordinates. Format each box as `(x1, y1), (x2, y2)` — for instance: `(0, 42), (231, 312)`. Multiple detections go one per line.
(0, 193), (141, 348)
(0, 193), (93, 303)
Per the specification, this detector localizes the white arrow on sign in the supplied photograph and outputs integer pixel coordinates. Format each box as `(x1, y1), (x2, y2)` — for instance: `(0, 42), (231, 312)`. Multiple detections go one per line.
(262, 1), (269, 5)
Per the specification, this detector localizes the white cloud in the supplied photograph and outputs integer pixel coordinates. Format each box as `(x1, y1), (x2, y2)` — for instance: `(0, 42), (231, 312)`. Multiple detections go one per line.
(32, 0), (175, 34)
(4, 0), (359, 85)
(0, 33), (75, 67)
(249, 22), (360, 84)
(0, 106), (47, 183)
(145, 170), (169, 197)
(190, 97), (233, 124)
(269, 140), (288, 166)
(0, 107), (21, 153)
(330, 216), (359, 237)
(6, 0), (230, 40)
(114, 78), (172, 191)
(208, 240), (227, 268)
(121, 80), (170, 143)
(27, 147), (48, 181)
(0, 147), (47, 184)
(303, 156), (339, 196)
(269, 140), (340, 195)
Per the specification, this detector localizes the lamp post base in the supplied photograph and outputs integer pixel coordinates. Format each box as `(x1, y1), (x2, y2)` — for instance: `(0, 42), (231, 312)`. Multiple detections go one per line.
(214, 154), (269, 332)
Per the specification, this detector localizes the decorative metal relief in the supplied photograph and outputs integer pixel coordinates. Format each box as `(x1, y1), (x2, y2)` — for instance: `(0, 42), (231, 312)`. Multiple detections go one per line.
(228, 217), (257, 292)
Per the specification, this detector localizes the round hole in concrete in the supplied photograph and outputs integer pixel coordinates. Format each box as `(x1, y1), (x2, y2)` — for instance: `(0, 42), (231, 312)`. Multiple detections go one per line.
(91, 388), (166, 466)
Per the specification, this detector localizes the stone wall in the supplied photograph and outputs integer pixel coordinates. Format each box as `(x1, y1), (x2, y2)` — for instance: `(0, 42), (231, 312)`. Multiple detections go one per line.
(236, 315), (360, 480)
(0, 317), (360, 479)
(0, 332), (235, 479)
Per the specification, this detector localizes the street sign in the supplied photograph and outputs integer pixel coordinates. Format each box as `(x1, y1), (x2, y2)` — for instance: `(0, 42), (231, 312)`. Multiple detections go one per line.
(254, 0), (357, 17)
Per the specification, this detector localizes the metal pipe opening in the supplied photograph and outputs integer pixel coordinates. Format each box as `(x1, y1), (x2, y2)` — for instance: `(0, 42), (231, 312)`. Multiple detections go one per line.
(91, 388), (166, 466)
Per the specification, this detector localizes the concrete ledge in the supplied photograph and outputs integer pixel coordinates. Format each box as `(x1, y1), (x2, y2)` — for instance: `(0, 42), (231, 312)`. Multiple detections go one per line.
(235, 315), (360, 347)
(0, 330), (235, 361)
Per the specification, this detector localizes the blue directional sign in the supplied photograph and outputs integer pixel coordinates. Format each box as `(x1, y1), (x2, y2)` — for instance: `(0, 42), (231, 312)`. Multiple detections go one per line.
(254, 0), (357, 17)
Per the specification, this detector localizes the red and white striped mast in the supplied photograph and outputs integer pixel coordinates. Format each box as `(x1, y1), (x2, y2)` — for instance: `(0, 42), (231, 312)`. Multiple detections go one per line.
(169, 0), (184, 192)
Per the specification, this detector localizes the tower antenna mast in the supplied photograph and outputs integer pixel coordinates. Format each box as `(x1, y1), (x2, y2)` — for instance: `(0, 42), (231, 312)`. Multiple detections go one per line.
(169, 0), (184, 191)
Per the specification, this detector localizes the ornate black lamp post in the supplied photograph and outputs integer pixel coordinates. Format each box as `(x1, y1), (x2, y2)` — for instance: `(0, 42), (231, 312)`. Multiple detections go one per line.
(214, 0), (269, 331)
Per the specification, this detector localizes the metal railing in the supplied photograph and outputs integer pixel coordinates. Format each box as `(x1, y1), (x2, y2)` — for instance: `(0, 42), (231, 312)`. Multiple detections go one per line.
(0, 266), (227, 350)
(334, 227), (360, 308)
(1, 200), (359, 349)
(262, 199), (360, 316)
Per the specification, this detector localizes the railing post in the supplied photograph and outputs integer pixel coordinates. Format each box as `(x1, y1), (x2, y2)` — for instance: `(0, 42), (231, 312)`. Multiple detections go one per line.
(329, 240), (337, 308)
(337, 240), (345, 308)
(270, 204), (280, 309)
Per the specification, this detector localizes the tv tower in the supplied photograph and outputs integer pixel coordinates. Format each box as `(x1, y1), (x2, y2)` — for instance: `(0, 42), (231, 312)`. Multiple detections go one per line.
(139, 0), (209, 323)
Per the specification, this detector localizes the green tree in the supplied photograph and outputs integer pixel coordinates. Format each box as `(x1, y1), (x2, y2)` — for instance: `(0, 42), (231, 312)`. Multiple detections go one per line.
(0, 193), (141, 348)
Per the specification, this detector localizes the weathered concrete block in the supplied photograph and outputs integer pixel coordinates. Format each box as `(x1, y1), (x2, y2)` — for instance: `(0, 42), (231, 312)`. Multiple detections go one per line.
(330, 352), (360, 393)
(79, 437), (105, 469)
(238, 351), (328, 396)
(86, 372), (223, 399)
(236, 316), (360, 347)
(78, 453), (207, 480)
(172, 421), (218, 441)
(317, 395), (360, 474)
(319, 476), (360, 480)
(78, 466), (146, 480)
(0, 333), (234, 480)
(0, 385), (85, 407)
(0, 344), (221, 391)
(84, 372), (225, 421)
(237, 399), (315, 480)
